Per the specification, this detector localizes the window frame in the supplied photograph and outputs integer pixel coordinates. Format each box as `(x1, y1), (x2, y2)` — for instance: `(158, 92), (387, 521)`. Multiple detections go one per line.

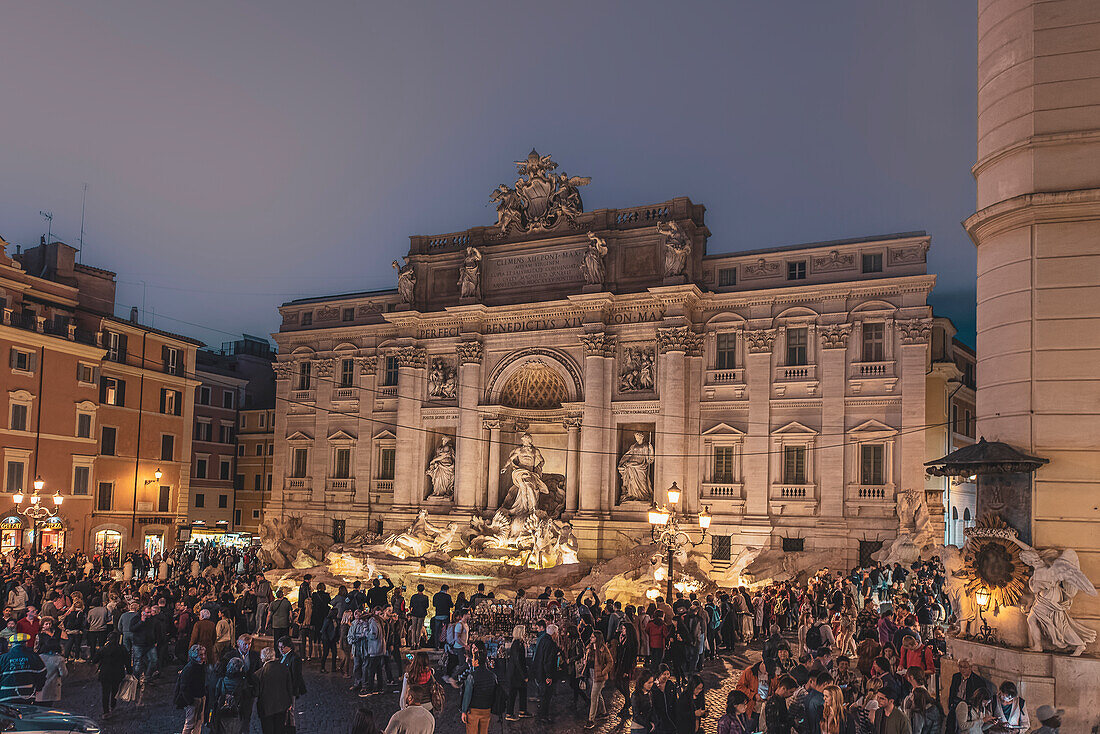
(785, 327), (808, 366)
(71, 458), (93, 496)
(859, 443), (886, 486)
(715, 332), (737, 371)
(100, 425), (117, 456)
(861, 252), (883, 273)
(160, 433), (175, 462)
(96, 481), (113, 511)
(786, 260), (807, 280)
(861, 321), (886, 362)
(717, 268), (736, 287)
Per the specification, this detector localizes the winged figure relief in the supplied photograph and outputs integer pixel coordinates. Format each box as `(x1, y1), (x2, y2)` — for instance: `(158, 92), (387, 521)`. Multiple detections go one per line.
(490, 184), (524, 234)
(551, 173), (591, 222)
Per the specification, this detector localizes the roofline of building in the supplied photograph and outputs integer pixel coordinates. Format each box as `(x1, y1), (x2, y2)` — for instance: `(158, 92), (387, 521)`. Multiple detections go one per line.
(99, 312), (205, 346)
(282, 288), (398, 308)
(702, 231), (928, 260)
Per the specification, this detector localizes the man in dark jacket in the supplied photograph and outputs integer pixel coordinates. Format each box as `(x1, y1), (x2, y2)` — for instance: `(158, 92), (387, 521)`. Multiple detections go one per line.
(177, 644), (207, 734)
(460, 649), (498, 731)
(408, 584), (430, 649)
(216, 634), (263, 733)
(365, 576), (394, 609)
(0, 633), (46, 704)
(946, 659), (989, 734)
(765, 675), (798, 734)
(255, 646), (293, 734)
(277, 637), (306, 734)
(614, 621), (638, 718)
(530, 621), (559, 724)
(130, 605), (161, 681)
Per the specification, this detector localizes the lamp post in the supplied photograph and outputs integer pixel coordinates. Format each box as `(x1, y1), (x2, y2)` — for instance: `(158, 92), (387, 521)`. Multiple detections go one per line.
(13, 476), (64, 555)
(647, 482), (710, 600)
(972, 587), (999, 645)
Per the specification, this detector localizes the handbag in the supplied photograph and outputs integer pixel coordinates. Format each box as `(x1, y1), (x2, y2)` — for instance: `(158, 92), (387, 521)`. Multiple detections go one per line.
(429, 672), (446, 711)
(118, 674), (139, 702)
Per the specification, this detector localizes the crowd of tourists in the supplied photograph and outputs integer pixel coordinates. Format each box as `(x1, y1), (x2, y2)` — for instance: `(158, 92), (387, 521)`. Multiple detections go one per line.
(0, 544), (1067, 734)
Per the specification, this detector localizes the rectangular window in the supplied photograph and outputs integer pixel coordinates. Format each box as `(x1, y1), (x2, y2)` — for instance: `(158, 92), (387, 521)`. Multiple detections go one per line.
(100, 376), (125, 406)
(334, 448), (351, 479)
(9, 349), (32, 372)
(379, 447), (396, 480)
(860, 444), (885, 485)
(77, 413), (92, 439)
(73, 466), (90, 495)
(787, 261), (806, 280)
(222, 390), (235, 409)
(158, 485), (171, 513)
(254, 474), (263, 491)
(267, 474), (272, 491)
(297, 362), (312, 391)
(234, 474), (244, 490)
(234, 508), (242, 526)
(9, 404), (28, 431)
(713, 446), (735, 483)
(104, 331), (126, 363)
(255, 443), (263, 456)
(259, 413), (266, 428)
(952, 405), (959, 433)
(715, 333), (736, 370)
(782, 537), (805, 552)
(160, 388), (181, 416)
(194, 493), (205, 508)
(218, 494), (228, 508)
(292, 448), (308, 478)
(862, 252), (883, 273)
(301, 312), (312, 326)
(965, 410), (973, 437)
(97, 481), (113, 511)
(196, 422), (212, 442)
(253, 509), (260, 519)
(161, 434), (175, 462)
(332, 518), (346, 543)
(163, 346), (180, 375)
(219, 424), (233, 444)
(340, 358), (354, 388)
(198, 386), (211, 405)
(786, 328), (808, 366)
(267, 443), (273, 455)
(237, 444), (245, 457)
(77, 363), (95, 384)
(5, 461), (25, 494)
(101, 426), (117, 456)
(718, 268), (736, 287)
(783, 445), (807, 484)
(382, 357), (399, 387)
(861, 322), (885, 362)
(195, 458), (208, 479)
(711, 535), (732, 562)
(342, 307), (354, 322)
(219, 460), (231, 481)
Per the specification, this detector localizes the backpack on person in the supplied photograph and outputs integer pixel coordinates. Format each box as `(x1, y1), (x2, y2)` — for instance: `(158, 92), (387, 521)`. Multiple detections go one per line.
(172, 669), (190, 709)
(806, 622), (824, 651)
(216, 684), (244, 718)
(708, 605), (721, 630)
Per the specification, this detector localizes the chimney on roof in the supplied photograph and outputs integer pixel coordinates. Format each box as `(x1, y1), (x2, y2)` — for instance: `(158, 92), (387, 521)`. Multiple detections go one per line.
(129, 306), (139, 324)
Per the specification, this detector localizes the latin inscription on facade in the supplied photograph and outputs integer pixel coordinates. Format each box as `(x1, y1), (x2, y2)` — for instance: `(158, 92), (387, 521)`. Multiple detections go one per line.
(415, 306), (664, 340)
(485, 248), (585, 291)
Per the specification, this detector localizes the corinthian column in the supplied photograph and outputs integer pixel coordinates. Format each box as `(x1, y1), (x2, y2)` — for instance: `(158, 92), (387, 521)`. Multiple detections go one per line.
(392, 346), (426, 509)
(563, 416), (582, 514)
(455, 340), (483, 512)
(484, 419), (503, 511)
(578, 333), (614, 516)
(655, 327), (699, 504)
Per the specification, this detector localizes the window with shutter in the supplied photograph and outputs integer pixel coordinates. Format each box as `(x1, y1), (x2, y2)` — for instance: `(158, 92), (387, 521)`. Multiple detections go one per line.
(97, 482), (113, 511)
(161, 434), (175, 461)
(73, 466), (90, 495)
(5, 461), (25, 494)
(9, 404), (28, 431)
(101, 426), (117, 456)
(158, 485), (171, 512)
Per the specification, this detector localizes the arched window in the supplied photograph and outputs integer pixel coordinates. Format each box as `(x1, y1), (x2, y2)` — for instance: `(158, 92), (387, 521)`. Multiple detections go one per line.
(94, 529), (123, 564)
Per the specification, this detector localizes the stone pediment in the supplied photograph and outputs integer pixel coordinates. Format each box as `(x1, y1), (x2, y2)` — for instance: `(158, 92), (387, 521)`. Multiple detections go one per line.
(848, 419), (897, 436)
(702, 422), (746, 437)
(372, 429), (397, 441)
(286, 430), (313, 443)
(327, 429), (357, 443)
(771, 421), (817, 436)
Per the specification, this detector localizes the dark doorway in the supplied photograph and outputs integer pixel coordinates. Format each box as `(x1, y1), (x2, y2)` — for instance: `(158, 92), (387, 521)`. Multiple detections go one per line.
(859, 540), (883, 567)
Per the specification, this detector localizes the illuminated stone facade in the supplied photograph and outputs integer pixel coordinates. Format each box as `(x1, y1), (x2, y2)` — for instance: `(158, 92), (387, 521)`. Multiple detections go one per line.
(270, 186), (936, 570)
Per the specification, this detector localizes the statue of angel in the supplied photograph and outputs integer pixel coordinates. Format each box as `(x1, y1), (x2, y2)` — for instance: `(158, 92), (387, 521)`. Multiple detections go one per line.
(1012, 538), (1098, 655)
(656, 220), (691, 277)
(581, 231), (607, 285)
(551, 173), (591, 221)
(392, 257), (416, 305)
(490, 184), (524, 233)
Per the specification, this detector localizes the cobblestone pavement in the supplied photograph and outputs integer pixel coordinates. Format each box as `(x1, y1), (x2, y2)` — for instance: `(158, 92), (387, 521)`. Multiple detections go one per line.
(53, 643), (759, 734)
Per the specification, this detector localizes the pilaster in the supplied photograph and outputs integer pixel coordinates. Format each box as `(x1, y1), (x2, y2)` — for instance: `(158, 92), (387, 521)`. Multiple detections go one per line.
(655, 326), (698, 506)
(898, 319), (931, 536)
(819, 325), (851, 519)
(564, 416), (582, 515)
(392, 346), (426, 509)
(311, 358), (336, 505)
(743, 328), (775, 519)
(455, 340), (483, 512)
(484, 419), (503, 511)
(578, 332), (614, 516)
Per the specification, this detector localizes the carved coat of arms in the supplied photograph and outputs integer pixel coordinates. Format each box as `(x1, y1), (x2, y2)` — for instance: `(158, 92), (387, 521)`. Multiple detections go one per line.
(490, 150), (590, 234)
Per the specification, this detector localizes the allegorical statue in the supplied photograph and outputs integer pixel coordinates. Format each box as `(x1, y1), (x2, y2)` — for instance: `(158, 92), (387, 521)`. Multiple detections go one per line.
(1012, 538), (1098, 656)
(425, 436), (456, 499)
(380, 509), (446, 557)
(458, 246), (482, 300)
(656, 220), (691, 277)
(392, 257), (416, 305)
(489, 184), (524, 234)
(581, 231), (608, 286)
(619, 347), (655, 393)
(427, 358), (456, 400)
(618, 431), (655, 503)
(550, 172), (591, 223)
(500, 432), (549, 517)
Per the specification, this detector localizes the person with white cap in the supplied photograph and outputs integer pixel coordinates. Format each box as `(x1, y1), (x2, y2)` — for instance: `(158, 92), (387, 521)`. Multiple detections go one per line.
(530, 619), (559, 724)
(1034, 705), (1063, 734)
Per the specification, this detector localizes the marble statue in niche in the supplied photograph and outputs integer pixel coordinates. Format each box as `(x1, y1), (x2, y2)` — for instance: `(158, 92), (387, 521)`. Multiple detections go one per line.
(619, 346), (655, 393)
(427, 358), (456, 400)
(459, 246), (482, 300)
(618, 431), (655, 503)
(581, 231), (608, 286)
(500, 432), (549, 517)
(425, 436), (456, 499)
(657, 220), (691, 277)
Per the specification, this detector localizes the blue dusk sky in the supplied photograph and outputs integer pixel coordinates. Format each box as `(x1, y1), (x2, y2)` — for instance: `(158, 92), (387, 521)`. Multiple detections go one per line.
(0, 1), (977, 347)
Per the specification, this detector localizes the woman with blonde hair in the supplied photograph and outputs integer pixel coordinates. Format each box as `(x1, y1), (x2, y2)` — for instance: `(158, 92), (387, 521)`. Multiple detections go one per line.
(505, 624), (531, 720)
(821, 684), (856, 734)
(836, 615), (857, 658)
(852, 677), (883, 734)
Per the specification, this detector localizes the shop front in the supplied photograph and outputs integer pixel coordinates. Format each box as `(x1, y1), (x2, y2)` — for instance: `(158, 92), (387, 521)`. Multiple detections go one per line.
(93, 528), (124, 565)
(37, 517), (66, 552)
(186, 522), (254, 548)
(0, 516), (24, 553)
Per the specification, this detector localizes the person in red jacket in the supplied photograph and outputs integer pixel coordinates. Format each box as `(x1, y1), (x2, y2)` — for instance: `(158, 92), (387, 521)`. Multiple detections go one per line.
(15, 607), (41, 650)
(644, 610), (669, 673)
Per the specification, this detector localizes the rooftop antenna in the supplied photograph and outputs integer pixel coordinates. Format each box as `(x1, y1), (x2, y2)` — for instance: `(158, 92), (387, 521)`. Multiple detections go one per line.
(39, 210), (53, 245)
(78, 183), (88, 263)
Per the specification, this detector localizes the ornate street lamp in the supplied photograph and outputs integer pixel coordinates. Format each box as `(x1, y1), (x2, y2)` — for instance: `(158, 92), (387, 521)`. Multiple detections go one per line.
(13, 477), (64, 554)
(647, 482), (710, 600)
(972, 586), (999, 645)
